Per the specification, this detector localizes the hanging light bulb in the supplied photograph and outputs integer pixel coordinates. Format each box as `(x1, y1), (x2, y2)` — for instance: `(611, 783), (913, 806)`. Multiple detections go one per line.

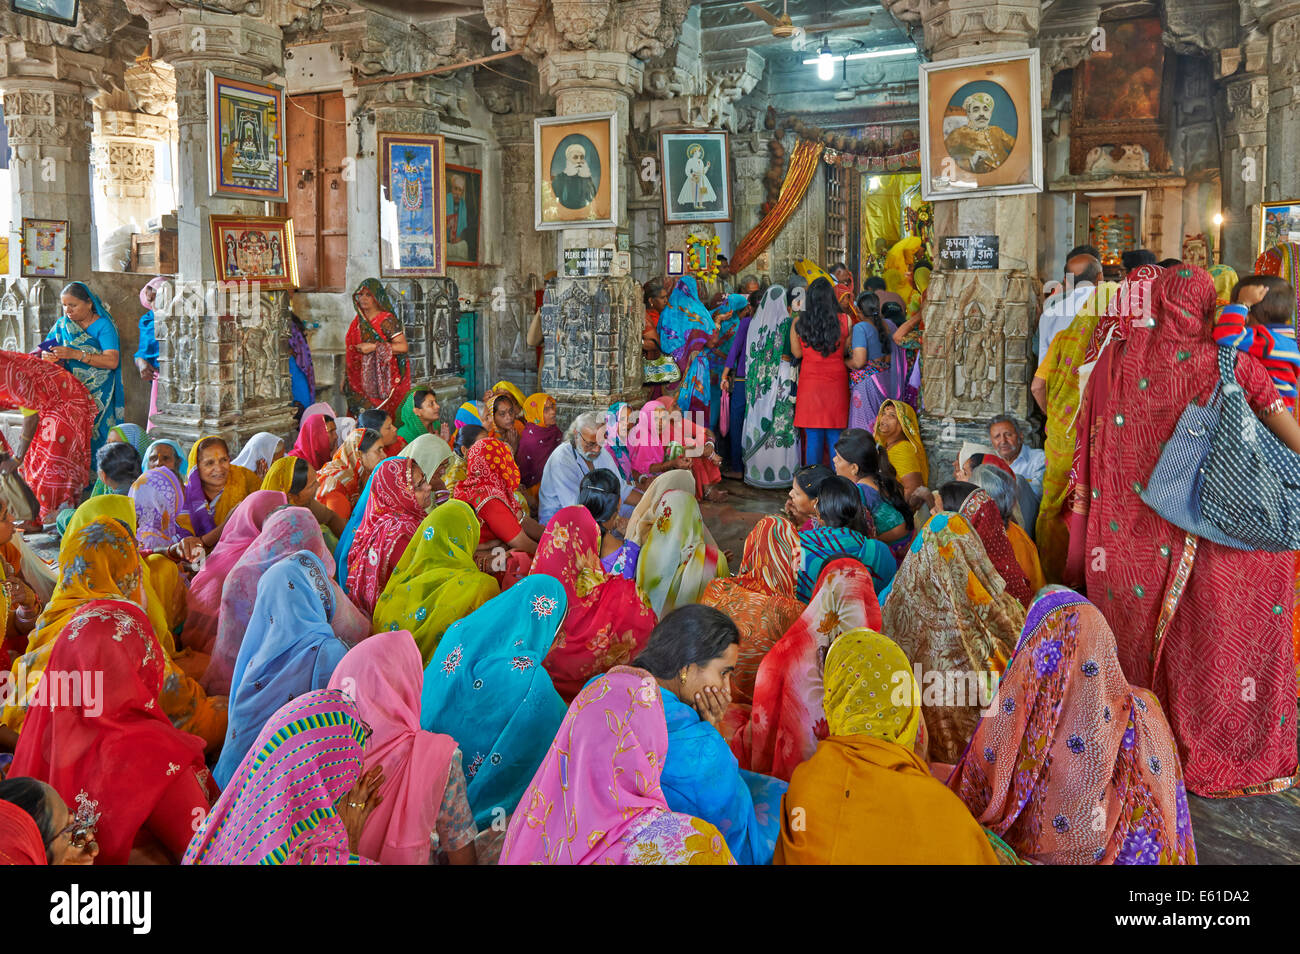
(817, 38), (834, 81)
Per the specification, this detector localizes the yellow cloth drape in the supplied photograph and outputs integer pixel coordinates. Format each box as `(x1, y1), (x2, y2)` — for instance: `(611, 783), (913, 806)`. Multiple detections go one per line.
(1036, 282), (1120, 582)
(731, 140), (825, 273)
(860, 173), (922, 263)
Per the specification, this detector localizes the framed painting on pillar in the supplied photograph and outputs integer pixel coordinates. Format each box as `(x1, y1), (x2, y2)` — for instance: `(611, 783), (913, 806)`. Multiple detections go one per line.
(208, 214), (299, 290)
(20, 218), (67, 278)
(207, 72), (287, 202)
(378, 131), (446, 277)
(9, 0), (78, 26)
(445, 164), (481, 267)
(534, 112), (617, 230)
(1260, 200), (1300, 255)
(659, 130), (731, 225)
(918, 50), (1042, 202)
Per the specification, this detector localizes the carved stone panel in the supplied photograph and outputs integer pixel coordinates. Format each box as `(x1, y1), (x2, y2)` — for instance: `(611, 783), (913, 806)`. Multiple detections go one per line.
(383, 277), (463, 383)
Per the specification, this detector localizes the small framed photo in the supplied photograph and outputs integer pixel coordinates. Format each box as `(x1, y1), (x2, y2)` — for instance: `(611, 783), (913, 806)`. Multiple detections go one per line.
(9, 0), (78, 26)
(919, 50), (1043, 201)
(445, 164), (481, 267)
(535, 112), (618, 230)
(208, 71), (286, 202)
(667, 250), (685, 276)
(660, 130), (732, 224)
(378, 131), (446, 277)
(20, 218), (68, 278)
(1260, 200), (1300, 255)
(209, 214), (298, 290)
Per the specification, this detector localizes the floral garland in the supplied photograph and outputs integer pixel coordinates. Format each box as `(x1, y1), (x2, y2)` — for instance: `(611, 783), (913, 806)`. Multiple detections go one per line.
(686, 232), (721, 283)
(823, 147), (921, 172)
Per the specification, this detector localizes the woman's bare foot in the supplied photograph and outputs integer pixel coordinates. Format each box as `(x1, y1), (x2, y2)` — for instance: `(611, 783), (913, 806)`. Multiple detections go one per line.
(703, 486), (729, 503)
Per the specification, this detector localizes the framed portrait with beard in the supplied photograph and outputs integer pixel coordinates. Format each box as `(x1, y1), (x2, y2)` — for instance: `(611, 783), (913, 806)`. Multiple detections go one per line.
(534, 112), (617, 230)
(919, 50), (1042, 202)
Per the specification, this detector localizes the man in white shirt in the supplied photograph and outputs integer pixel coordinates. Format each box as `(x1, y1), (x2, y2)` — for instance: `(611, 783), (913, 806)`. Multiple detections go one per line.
(539, 410), (641, 526)
(988, 413), (1045, 498)
(1036, 253), (1104, 369)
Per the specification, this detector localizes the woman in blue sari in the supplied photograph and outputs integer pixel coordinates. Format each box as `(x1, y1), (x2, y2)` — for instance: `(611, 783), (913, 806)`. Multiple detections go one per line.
(796, 476), (896, 600)
(632, 604), (787, 865)
(213, 550), (352, 789)
(706, 293), (747, 469)
(42, 282), (124, 460)
(420, 576), (569, 830)
(657, 276), (715, 416)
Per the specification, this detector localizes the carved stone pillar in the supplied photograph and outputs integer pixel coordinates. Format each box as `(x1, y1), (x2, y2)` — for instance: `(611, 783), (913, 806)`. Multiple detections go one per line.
(92, 110), (171, 270)
(883, 0), (1041, 473)
(142, 8), (296, 446)
(1257, 3), (1300, 205)
(1218, 34), (1269, 268)
(0, 68), (99, 283)
(484, 0), (692, 423)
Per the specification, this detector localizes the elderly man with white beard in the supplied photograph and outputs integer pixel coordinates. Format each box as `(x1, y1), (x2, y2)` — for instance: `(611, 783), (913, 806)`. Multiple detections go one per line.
(538, 410), (642, 526)
(551, 142), (598, 210)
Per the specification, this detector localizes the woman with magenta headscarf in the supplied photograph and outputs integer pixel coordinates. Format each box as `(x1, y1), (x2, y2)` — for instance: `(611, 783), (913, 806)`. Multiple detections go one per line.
(40, 281), (124, 461)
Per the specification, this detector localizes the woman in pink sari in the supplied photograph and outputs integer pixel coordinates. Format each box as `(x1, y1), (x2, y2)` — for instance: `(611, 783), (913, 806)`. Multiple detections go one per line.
(202, 506), (370, 695)
(948, 588), (1196, 864)
(327, 631), (478, 864)
(727, 558), (883, 781)
(179, 490), (286, 654)
(627, 399), (724, 502)
(530, 506), (658, 701)
(500, 666), (735, 865)
(291, 412), (336, 470)
(344, 457), (430, 616)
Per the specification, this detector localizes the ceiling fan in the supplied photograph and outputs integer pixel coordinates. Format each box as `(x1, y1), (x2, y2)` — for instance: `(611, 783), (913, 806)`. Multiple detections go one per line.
(739, 1), (878, 44)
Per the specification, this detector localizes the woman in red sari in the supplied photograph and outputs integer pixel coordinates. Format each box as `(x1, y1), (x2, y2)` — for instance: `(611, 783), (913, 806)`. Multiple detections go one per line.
(345, 457), (431, 616)
(346, 278), (410, 416)
(1072, 265), (1300, 797)
(699, 515), (805, 704)
(529, 506), (658, 701)
(9, 599), (216, 864)
(0, 351), (96, 520)
(727, 558), (883, 781)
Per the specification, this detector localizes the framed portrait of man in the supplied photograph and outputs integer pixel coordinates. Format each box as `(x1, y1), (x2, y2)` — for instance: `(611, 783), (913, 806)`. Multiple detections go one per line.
(1260, 200), (1300, 255)
(660, 130), (731, 224)
(445, 164), (481, 267)
(919, 50), (1042, 202)
(534, 113), (617, 230)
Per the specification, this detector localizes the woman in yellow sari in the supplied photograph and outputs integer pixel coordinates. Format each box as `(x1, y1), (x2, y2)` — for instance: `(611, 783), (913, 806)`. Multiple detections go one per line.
(872, 399), (928, 499)
(1032, 281), (1119, 581)
(182, 435), (262, 549)
(774, 629), (999, 864)
(371, 499), (500, 663)
(1, 510), (227, 752)
(635, 489), (728, 618)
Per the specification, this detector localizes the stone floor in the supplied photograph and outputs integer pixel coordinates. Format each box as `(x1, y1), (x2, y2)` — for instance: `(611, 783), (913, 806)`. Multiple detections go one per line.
(702, 475), (1300, 865)
(26, 478), (1298, 864)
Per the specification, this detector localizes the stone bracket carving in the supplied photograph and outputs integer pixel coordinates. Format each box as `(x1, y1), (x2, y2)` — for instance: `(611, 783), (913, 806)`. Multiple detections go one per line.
(483, 0), (691, 67)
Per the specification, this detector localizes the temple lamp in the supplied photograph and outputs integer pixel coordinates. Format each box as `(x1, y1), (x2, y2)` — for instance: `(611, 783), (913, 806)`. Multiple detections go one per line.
(817, 38), (835, 81)
(1212, 212), (1224, 264)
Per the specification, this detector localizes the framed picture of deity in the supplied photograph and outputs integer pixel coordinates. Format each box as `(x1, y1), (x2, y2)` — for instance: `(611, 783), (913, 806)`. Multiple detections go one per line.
(659, 130), (731, 225)
(208, 214), (299, 290)
(918, 50), (1042, 202)
(444, 164), (481, 267)
(1260, 200), (1300, 255)
(534, 112), (617, 230)
(9, 0), (78, 25)
(20, 218), (68, 278)
(378, 131), (446, 277)
(207, 72), (286, 202)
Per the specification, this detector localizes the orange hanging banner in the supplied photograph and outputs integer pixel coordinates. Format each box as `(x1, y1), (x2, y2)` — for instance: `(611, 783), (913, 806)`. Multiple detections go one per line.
(730, 140), (825, 273)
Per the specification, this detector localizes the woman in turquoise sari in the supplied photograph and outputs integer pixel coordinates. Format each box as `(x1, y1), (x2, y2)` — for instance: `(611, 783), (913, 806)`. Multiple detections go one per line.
(633, 604), (787, 864)
(796, 476), (896, 600)
(706, 294), (747, 464)
(41, 282), (124, 460)
(658, 276), (715, 416)
(420, 576), (569, 830)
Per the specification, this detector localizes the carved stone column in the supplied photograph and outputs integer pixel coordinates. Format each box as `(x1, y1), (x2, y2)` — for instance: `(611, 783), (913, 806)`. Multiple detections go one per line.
(1218, 34), (1269, 268)
(484, 0), (692, 423)
(883, 0), (1041, 473)
(1255, 3), (1300, 211)
(140, 8), (296, 446)
(0, 66), (99, 284)
(92, 109), (171, 270)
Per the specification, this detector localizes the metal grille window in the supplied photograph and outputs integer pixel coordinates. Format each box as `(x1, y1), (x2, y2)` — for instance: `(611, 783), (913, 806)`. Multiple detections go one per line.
(824, 162), (861, 283)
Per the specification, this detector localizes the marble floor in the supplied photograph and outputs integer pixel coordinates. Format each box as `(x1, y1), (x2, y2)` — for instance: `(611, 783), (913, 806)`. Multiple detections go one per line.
(701, 476), (1300, 865)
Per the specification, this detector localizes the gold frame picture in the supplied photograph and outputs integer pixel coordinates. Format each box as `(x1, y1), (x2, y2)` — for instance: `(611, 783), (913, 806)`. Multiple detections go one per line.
(209, 214), (299, 290)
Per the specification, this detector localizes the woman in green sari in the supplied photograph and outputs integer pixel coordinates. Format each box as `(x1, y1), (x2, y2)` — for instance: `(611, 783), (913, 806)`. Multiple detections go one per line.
(741, 285), (799, 488)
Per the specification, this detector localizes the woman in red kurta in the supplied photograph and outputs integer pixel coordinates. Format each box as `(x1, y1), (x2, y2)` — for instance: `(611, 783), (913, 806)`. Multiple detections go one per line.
(1075, 265), (1300, 797)
(0, 351), (96, 520)
(791, 277), (852, 467)
(10, 599), (216, 864)
(452, 437), (542, 587)
(346, 278), (410, 416)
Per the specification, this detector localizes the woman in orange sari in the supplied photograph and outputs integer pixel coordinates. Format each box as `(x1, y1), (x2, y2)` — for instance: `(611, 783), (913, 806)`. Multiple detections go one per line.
(699, 516), (805, 704)
(529, 506), (657, 701)
(315, 427), (386, 522)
